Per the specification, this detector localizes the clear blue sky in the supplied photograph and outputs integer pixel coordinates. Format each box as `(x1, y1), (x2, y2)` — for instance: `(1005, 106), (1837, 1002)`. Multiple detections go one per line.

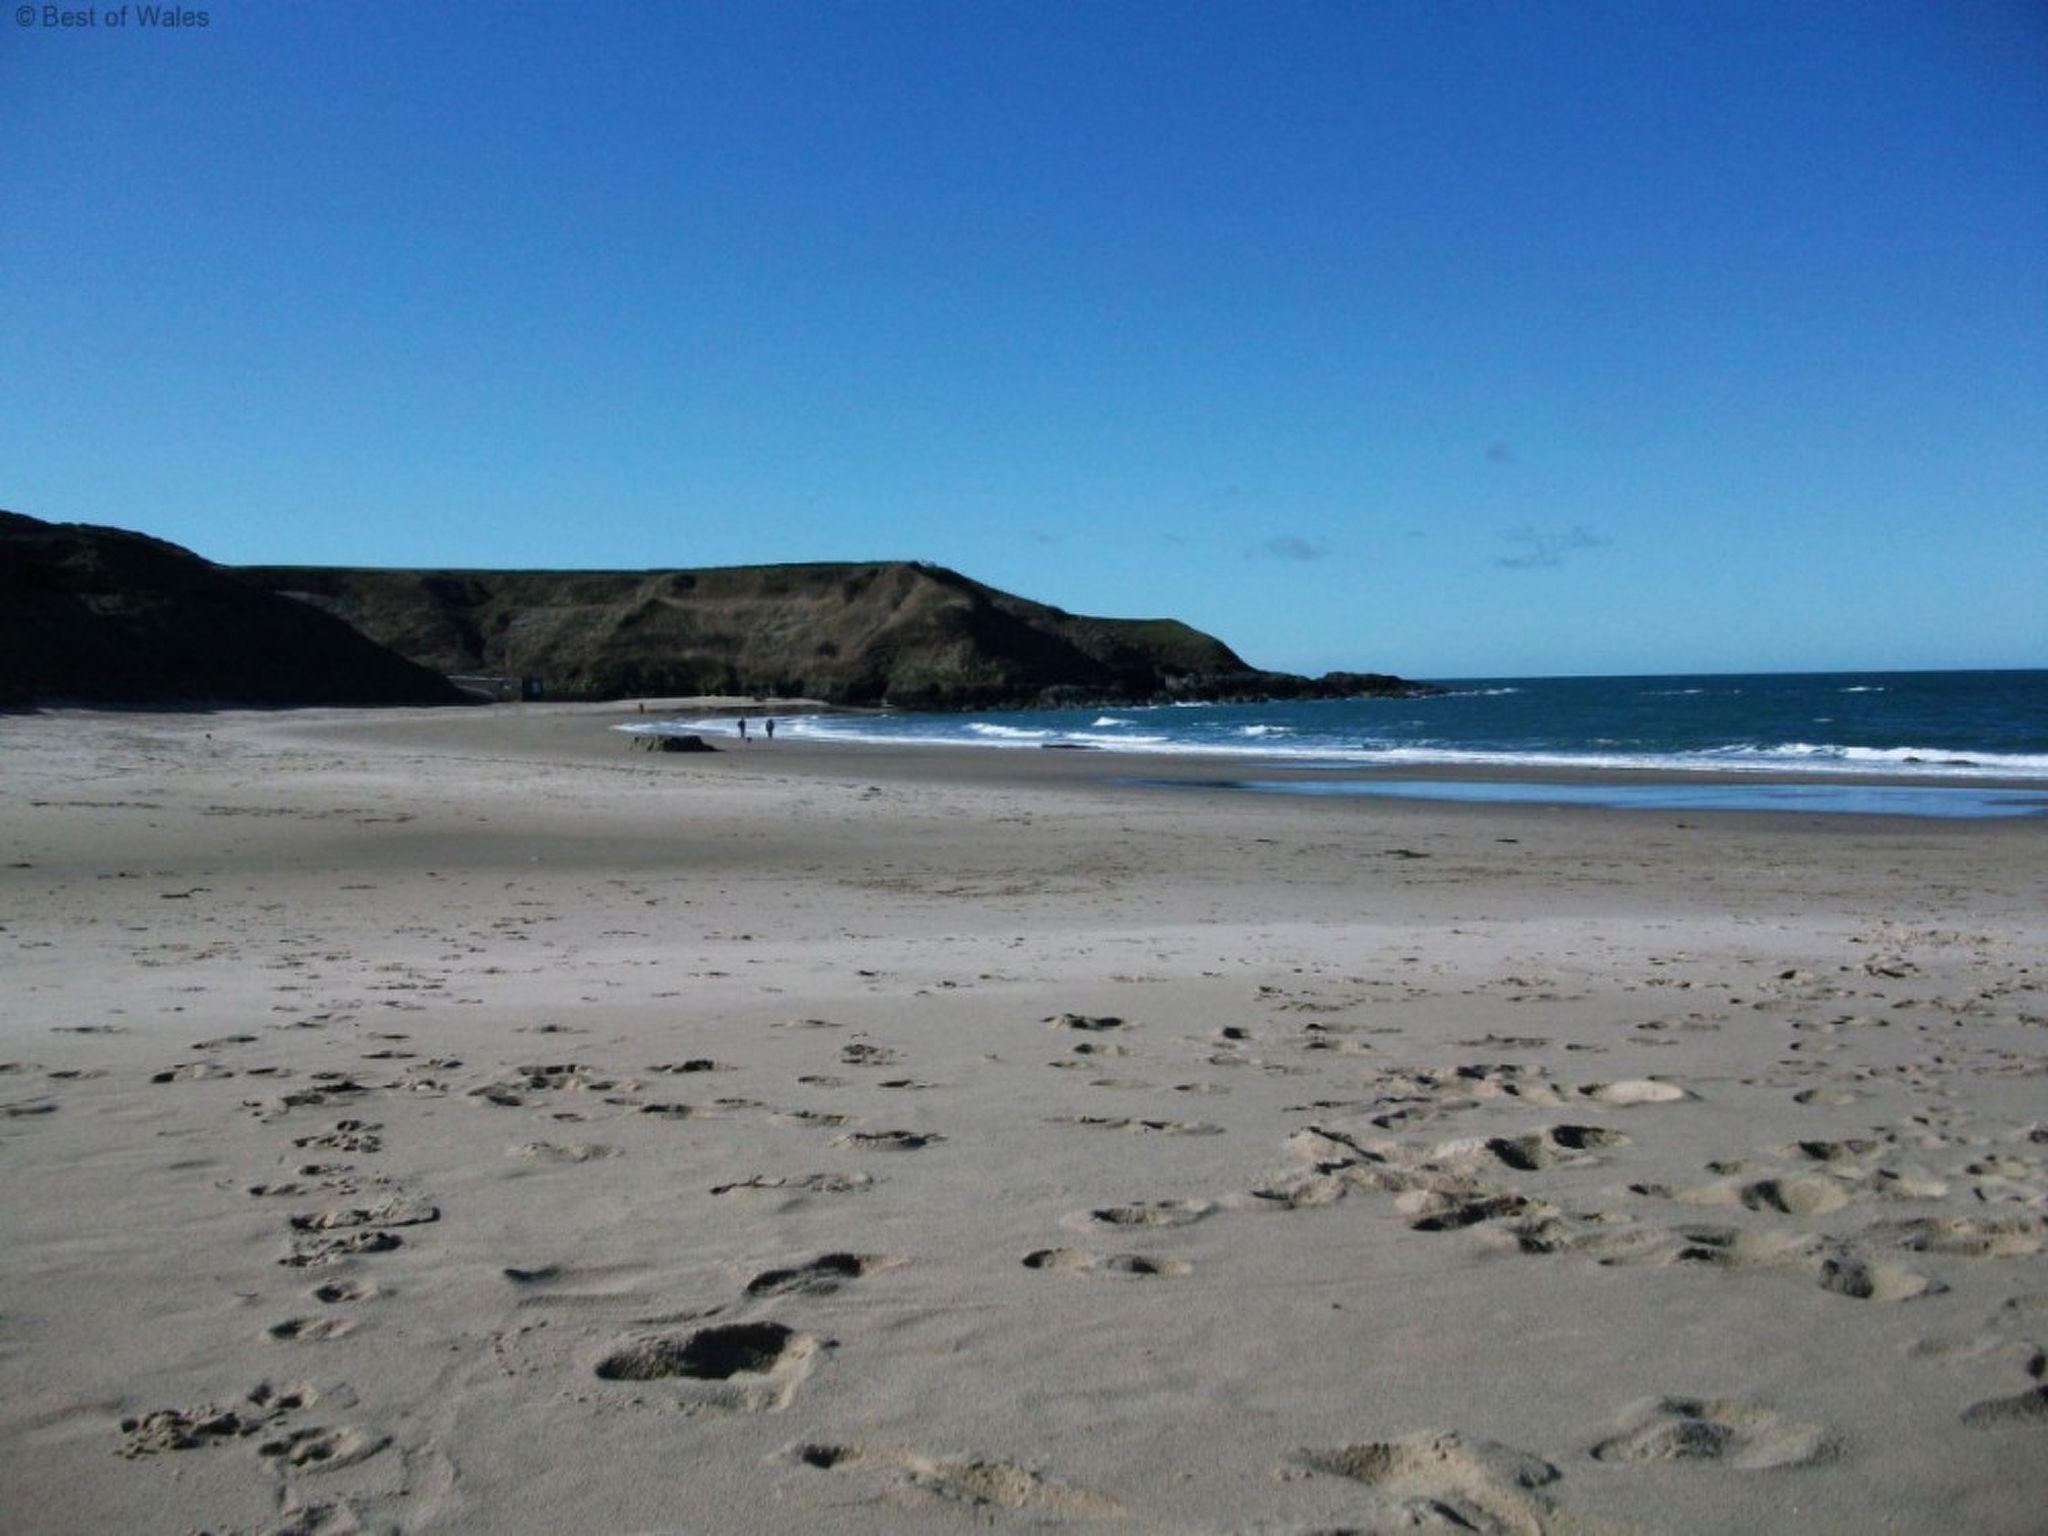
(5, 1), (2043, 678)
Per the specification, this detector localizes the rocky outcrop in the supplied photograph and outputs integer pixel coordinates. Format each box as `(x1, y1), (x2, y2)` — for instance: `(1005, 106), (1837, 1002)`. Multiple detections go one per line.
(1, 511), (465, 708)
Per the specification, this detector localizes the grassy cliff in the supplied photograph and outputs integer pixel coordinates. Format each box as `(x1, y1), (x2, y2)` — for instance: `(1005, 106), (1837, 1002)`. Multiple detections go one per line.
(237, 560), (1421, 707)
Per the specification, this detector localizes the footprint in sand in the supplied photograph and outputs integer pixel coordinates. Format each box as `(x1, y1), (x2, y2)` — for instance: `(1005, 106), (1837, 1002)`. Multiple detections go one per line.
(1793, 1086), (1863, 1107)
(1665, 1175), (1853, 1217)
(312, 1279), (380, 1305)
(118, 1405), (262, 1457)
(593, 1321), (818, 1412)
(1588, 1224), (1942, 1302)
(1049, 1046), (1136, 1070)
(291, 1121), (382, 1153)
(117, 1381), (317, 1458)
(1398, 1188), (1555, 1233)
(1066, 1041), (1132, 1059)
(791, 1442), (864, 1468)
(1590, 1397), (1838, 1469)
(1295, 1431), (1561, 1536)
(1022, 1247), (1188, 1278)
(1046, 1013), (1125, 1032)
(788, 1444), (1120, 1516)
(509, 1140), (617, 1162)
(1048, 1115), (1223, 1137)
(1814, 1254), (1943, 1301)
(746, 1253), (901, 1298)
(501, 1262), (658, 1309)
(1425, 1125), (1627, 1175)
(1791, 1137), (1881, 1166)
(1249, 1167), (1361, 1210)
(774, 1108), (853, 1129)
(1740, 1176), (1853, 1216)
(287, 1197), (438, 1232)
(1589, 1221), (1779, 1265)
(1580, 1079), (1692, 1106)
(1086, 1199), (1214, 1229)
(150, 1062), (236, 1083)
(1489, 1124), (1630, 1169)
(280, 1230), (402, 1267)
(1960, 1386), (2048, 1429)
(267, 1316), (357, 1343)
(833, 1130), (941, 1151)
(472, 1063), (617, 1104)
(256, 1423), (391, 1472)
(1869, 1215), (2045, 1259)
(901, 1455), (1121, 1514)
(1905, 1332), (2046, 1382)
(1869, 1167), (1952, 1201)
(632, 1102), (697, 1120)
(839, 1043), (900, 1067)
(709, 1172), (874, 1196)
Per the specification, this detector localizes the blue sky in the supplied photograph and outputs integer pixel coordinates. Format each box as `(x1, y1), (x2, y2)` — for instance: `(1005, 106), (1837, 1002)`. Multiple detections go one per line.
(4, 1), (2043, 678)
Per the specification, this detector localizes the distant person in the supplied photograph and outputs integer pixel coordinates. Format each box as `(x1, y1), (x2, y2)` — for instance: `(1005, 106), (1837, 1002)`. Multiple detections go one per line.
(737, 717), (748, 742)
(765, 718), (775, 741)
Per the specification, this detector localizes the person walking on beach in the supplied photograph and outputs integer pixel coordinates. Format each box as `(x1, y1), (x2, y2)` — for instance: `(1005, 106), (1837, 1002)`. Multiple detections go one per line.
(765, 718), (775, 742)
(736, 717), (748, 743)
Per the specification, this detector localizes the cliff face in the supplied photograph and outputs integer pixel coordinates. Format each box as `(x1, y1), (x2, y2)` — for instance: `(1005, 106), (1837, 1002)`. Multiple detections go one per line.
(0, 506), (1430, 710)
(0, 512), (464, 708)
(237, 560), (1419, 708)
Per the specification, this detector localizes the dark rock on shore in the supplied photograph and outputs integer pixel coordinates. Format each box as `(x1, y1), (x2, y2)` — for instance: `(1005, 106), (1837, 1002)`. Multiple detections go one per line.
(1, 511), (465, 708)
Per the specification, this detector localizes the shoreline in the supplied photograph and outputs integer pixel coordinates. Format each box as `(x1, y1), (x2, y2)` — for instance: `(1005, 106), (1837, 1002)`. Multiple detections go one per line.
(19, 693), (2048, 795)
(318, 700), (2048, 804)
(619, 700), (2048, 794)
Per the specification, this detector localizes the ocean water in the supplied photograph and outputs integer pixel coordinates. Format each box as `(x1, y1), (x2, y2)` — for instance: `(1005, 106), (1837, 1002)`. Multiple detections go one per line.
(639, 670), (2048, 782)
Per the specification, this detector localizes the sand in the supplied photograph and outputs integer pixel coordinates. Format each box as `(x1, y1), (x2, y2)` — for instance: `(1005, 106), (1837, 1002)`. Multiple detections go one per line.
(2, 702), (2044, 1535)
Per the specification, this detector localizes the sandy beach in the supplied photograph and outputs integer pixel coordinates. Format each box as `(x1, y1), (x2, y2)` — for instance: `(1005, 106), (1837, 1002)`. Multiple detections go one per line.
(3, 702), (2044, 1536)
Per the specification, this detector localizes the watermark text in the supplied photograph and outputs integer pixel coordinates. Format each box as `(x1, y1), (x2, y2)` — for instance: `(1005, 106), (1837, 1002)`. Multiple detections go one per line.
(17, 5), (212, 28)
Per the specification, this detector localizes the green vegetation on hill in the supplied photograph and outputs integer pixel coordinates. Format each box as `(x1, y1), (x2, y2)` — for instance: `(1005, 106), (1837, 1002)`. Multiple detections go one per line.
(237, 559), (1429, 707)
(0, 506), (1431, 710)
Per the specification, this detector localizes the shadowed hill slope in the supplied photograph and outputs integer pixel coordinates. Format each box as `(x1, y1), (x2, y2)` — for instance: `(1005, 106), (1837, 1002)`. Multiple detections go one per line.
(1, 512), (465, 708)
(237, 560), (1429, 707)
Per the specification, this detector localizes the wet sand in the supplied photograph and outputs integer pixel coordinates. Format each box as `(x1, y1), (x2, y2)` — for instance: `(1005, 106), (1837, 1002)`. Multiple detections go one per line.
(2, 702), (2044, 1535)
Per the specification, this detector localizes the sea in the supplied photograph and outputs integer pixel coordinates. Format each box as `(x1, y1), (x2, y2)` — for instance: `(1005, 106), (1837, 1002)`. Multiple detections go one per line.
(631, 669), (2048, 817)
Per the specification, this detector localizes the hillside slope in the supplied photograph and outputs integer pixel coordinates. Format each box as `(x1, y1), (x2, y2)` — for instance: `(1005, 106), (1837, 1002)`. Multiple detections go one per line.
(1, 512), (465, 707)
(238, 560), (1425, 707)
